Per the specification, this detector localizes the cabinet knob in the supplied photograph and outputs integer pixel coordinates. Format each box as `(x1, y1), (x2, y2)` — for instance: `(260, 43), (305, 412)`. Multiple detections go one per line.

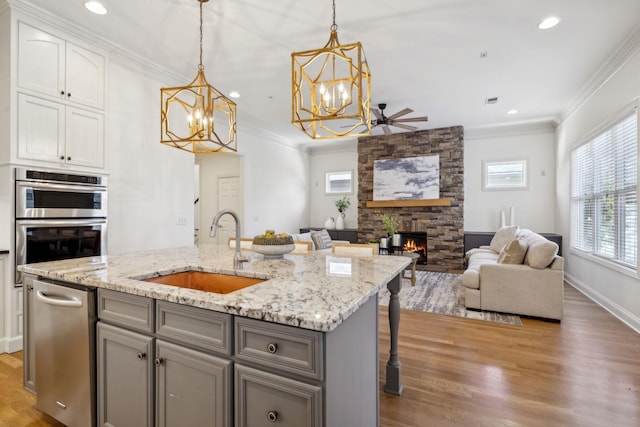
(154, 357), (163, 366)
(137, 352), (146, 360)
(266, 411), (278, 422)
(67, 93), (71, 98)
(267, 343), (278, 354)
(67, 156), (71, 161)
(60, 156), (65, 160)
(60, 91), (65, 96)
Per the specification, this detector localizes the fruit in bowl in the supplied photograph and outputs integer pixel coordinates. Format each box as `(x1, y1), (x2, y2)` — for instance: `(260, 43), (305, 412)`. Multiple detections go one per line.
(252, 230), (295, 258)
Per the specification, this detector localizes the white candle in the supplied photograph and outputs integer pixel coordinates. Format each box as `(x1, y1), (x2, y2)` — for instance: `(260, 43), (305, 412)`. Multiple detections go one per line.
(509, 206), (515, 226)
(500, 210), (506, 227)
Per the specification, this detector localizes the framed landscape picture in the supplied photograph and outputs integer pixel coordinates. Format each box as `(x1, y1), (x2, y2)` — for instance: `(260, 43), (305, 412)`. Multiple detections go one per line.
(373, 155), (440, 200)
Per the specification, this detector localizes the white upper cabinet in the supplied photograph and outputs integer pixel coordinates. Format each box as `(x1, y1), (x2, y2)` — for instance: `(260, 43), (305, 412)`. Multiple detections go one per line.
(18, 22), (105, 110)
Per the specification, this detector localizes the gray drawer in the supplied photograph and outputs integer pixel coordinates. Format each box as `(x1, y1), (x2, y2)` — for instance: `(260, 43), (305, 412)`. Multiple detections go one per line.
(235, 364), (322, 427)
(156, 300), (232, 356)
(98, 289), (154, 333)
(235, 317), (323, 380)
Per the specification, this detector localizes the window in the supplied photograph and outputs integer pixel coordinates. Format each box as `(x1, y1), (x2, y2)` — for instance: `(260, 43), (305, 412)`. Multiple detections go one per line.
(325, 170), (353, 194)
(482, 160), (528, 190)
(571, 109), (638, 269)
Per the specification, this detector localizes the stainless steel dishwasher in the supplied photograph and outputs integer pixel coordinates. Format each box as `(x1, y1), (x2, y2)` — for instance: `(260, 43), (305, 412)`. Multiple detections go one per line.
(33, 278), (97, 427)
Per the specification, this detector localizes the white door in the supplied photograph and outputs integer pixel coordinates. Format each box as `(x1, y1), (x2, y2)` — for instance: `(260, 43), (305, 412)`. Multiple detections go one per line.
(216, 176), (241, 245)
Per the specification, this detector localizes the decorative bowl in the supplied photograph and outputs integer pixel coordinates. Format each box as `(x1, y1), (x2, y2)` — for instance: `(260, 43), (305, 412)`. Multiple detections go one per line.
(251, 243), (295, 259)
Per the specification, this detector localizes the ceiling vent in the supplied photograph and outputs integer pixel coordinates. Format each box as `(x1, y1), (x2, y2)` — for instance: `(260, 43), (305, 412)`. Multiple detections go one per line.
(485, 97), (499, 105)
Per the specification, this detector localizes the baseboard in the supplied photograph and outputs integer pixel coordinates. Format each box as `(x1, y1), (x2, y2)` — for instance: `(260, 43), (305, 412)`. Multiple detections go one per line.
(565, 273), (640, 334)
(0, 335), (23, 354)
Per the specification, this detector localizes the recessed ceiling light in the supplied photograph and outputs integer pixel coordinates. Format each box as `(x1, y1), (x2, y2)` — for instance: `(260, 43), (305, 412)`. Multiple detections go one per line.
(85, 1), (107, 15)
(229, 91), (240, 99)
(538, 16), (560, 30)
(507, 109), (519, 115)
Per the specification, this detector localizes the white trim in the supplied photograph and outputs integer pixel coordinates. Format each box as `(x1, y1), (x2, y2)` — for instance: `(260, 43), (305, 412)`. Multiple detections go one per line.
(465, 121), (556, 140)
(565, 274), (640, 334)
(562, 23), (640, 124)
(570, 248), (639, 279)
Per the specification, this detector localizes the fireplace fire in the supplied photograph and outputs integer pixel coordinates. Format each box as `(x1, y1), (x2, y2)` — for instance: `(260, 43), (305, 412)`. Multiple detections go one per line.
(398, 232), (427, 265)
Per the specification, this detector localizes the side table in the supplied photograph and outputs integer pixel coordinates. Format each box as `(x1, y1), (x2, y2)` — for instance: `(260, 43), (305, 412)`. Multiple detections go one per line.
(381, 251), (419, 286)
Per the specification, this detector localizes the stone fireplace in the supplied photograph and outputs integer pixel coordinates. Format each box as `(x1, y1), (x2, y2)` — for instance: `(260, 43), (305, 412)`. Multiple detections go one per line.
(357, 126), (465, 271)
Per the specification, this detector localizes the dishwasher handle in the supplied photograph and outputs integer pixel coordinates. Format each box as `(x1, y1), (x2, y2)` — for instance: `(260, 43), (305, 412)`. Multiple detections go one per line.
(36, 290), (83, 308)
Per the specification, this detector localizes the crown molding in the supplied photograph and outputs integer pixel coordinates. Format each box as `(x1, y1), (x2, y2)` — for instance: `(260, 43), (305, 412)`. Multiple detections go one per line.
(561, 22), (640, 124)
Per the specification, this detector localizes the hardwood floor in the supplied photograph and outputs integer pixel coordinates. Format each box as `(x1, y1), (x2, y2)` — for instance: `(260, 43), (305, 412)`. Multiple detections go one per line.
(378, 284), (640, 427)
(1, 283), (638, 426)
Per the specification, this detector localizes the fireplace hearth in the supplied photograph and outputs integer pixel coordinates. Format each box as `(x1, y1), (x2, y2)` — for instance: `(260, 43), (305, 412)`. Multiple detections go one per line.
(395, 232), (427, 265)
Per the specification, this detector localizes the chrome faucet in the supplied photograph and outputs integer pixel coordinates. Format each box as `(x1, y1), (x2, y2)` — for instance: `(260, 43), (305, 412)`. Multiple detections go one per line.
(210, 209), (249, 269)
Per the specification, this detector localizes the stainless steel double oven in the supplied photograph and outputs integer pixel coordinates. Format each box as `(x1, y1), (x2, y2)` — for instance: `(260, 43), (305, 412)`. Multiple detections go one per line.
(15, 168), (108, 286)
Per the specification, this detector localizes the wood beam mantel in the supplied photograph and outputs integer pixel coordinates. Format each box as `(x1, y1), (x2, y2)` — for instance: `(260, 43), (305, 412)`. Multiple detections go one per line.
(365, 199), (451, 208)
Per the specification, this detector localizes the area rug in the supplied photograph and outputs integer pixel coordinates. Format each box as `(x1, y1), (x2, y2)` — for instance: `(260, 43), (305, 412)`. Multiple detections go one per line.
(378, 271), (522, 326)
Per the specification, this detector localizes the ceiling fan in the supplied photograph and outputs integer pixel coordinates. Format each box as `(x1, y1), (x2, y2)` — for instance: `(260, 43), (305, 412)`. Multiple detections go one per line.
(371, 103), (429, 135)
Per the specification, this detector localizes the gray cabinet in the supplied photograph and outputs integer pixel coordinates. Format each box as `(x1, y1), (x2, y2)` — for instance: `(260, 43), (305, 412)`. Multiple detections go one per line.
(94, 289), (379, 427)
(96, 289), (232, 427)
(235, 364), (322, 427)
(97, 322), (154, 427)
(156, 340), (231, 427)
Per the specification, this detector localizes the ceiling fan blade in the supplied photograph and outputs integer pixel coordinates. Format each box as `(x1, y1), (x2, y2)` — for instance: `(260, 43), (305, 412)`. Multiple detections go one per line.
(390, 123), (418, 131)
(392, 116), (429, 123)
(372, 108), (383, 120)
(382, 125), (392, 136)
(387, 108), (413, 120)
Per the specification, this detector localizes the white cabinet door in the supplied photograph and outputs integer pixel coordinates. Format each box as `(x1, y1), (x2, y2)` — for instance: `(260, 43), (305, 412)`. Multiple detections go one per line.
(18, 94), (64, 164)
(18, 94), (104, 168)
(66, 106), (104, 168)
(66, 42), (105, 109)
(18, 22), (105, 109)
(17, 22), (65, 100)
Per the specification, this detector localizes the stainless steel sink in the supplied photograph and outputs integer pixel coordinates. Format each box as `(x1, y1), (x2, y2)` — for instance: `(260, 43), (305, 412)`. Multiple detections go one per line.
(142, 271), (264, 294)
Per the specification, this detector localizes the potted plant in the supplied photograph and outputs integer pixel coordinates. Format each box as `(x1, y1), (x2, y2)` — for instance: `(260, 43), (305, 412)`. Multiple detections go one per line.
(380, 213), (402, 250)
(335, 196), (350, 230)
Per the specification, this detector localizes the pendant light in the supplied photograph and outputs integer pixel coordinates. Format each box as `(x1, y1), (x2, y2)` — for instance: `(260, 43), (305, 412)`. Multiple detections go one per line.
(160, 0), (237, 153)
(291, 0), (371, 139)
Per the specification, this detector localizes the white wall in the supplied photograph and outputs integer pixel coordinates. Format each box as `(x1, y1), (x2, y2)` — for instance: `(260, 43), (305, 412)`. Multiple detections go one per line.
(556, 43), (640, 332)
(464, 124), (557, 232)
(106, 56), (195, 254)
(237, 124), (310, 238)
(308, 140), (359, 229)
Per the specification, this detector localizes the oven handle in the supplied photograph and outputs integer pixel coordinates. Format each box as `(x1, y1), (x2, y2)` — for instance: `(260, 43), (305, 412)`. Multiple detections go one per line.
(16, 180), (107, 193)
(36, 290), (83, 308)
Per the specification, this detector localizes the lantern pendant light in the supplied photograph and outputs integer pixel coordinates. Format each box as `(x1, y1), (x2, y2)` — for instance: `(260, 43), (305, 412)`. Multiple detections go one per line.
(291, 0), (372, 139)
(160, 0), (237, 153)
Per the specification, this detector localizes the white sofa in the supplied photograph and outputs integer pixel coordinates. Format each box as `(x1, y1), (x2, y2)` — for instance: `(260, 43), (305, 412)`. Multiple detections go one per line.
(462, 226), (564, 320)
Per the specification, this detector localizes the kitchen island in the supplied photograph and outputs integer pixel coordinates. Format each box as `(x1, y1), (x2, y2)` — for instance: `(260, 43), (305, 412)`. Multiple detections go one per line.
(20, 244), (410, 427)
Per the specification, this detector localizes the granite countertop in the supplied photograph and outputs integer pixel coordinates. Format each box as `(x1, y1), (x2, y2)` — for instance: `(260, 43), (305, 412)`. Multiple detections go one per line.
(18, 244), (410, 332)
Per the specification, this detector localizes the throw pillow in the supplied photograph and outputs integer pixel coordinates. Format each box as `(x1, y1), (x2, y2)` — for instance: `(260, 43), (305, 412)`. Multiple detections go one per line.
(525, 240), (559, 269)
(497, 238), (528, 264)
(311, 229), (333, 250)
(489, 225), (519, 253)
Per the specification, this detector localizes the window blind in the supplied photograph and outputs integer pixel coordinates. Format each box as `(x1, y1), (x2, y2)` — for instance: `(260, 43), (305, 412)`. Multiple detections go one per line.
(570, 110), (638, 268)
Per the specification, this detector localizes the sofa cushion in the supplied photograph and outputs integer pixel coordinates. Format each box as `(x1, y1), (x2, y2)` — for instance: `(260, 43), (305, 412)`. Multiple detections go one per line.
(525, 239), (559, 269)
(489, 225), (519, 253)
(497, 237), (528, 264)
(311, 229), (333, 250)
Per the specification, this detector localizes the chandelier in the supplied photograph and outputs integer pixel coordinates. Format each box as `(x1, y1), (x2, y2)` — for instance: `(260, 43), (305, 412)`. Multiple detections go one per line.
(160, 0), (237, 153)
(291, 0), (371, 139)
